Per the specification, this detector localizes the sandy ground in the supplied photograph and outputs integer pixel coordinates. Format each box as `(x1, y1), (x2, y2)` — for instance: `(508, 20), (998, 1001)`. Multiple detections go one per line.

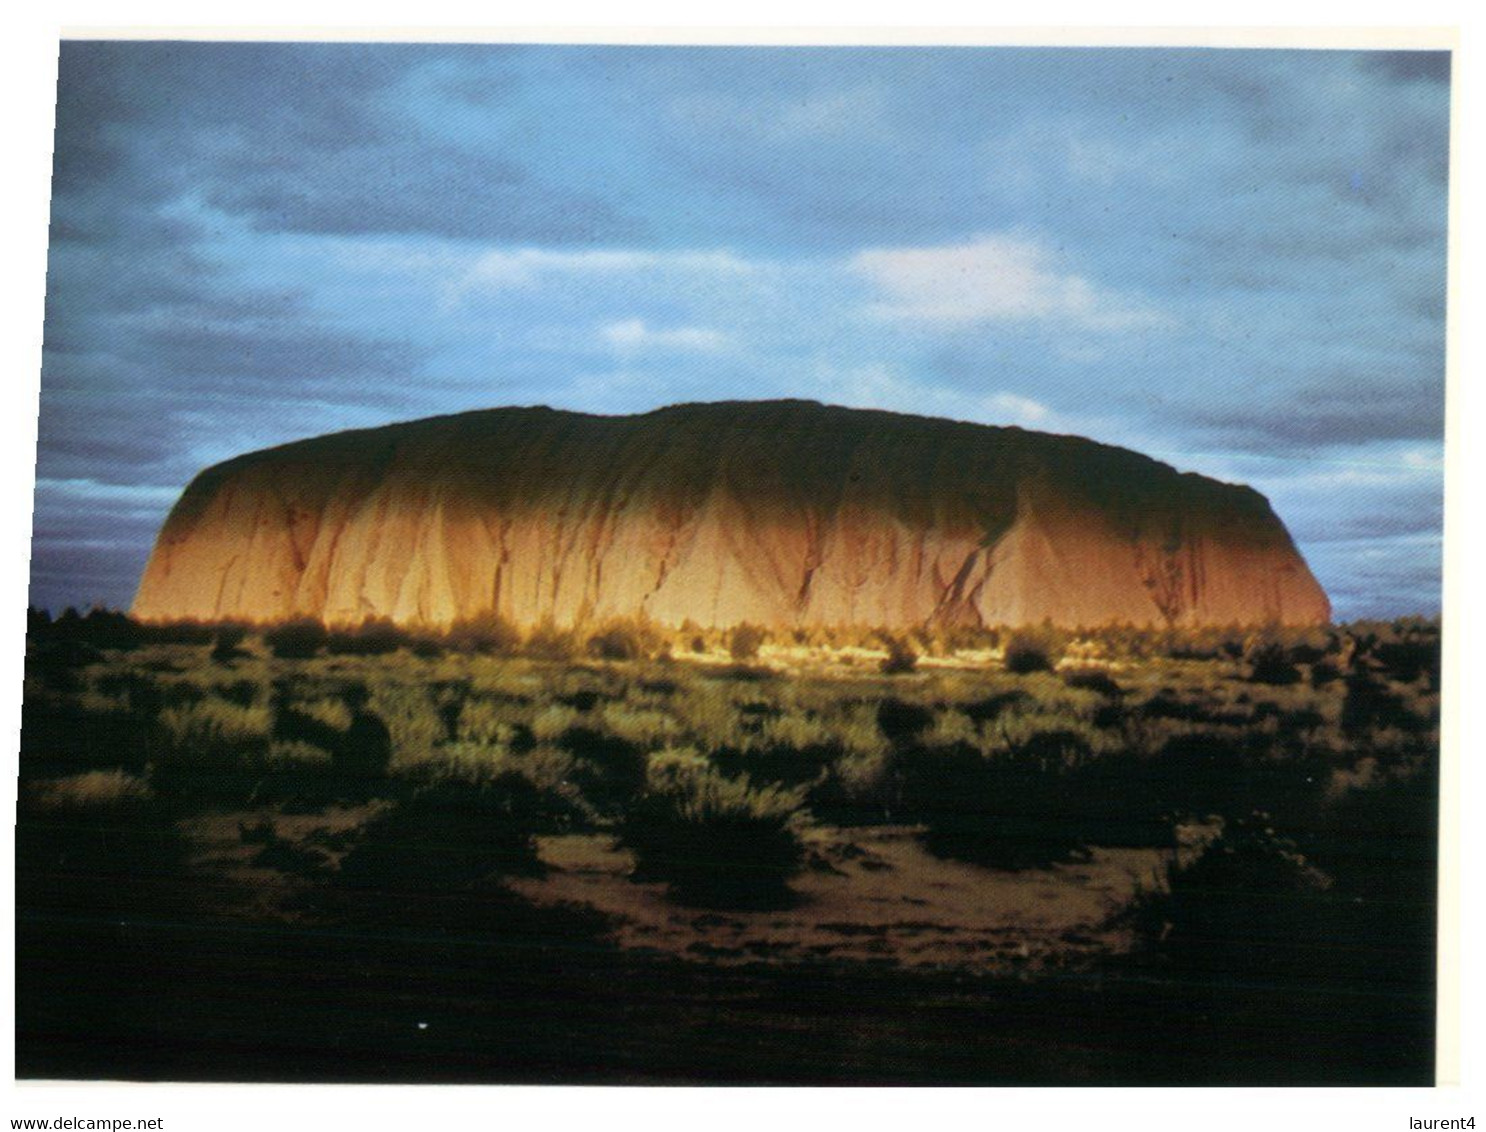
(181, 809), (1164, 973)
(511, 826), (1161, 972)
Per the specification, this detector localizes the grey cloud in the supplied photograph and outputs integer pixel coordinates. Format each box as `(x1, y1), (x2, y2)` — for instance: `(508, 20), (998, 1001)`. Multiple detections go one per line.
(207, 144), (629, 242)
(1303, 534), (1442, 620)
(1362, 51), (1451, 85)
(28, 542), (154, 613)
(1186, 377), (1443, 450)
(54, 41), (636, 244)
(118, 321), (422, 385)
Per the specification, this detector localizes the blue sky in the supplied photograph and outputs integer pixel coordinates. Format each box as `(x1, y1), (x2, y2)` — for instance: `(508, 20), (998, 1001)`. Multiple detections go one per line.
(32, 41), (1450, 619)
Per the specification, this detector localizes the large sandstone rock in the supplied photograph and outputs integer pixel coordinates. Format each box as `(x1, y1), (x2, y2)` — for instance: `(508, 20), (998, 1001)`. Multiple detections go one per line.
(132, 400), (1330, 629)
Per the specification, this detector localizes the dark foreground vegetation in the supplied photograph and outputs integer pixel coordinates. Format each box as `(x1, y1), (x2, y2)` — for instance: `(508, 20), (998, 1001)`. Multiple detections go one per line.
(16, 609), (1439, 1083)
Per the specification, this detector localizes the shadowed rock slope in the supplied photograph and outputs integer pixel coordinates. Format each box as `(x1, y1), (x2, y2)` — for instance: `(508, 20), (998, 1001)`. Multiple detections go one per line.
(132, 401), (1330, 629)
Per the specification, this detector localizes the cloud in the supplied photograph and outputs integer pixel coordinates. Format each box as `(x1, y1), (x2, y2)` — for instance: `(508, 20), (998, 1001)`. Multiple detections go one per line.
(600, 320), (729, 352)
(1362, 51), (1451, 85)
(851, 234), (1170, 330)
(54, 41), (637, 245)
(811, 363), (1056, 430)
(1301, 533), (1442, 620)
(671, 86), (890, 141)
(1184, 372), (1445, 450)
(27, 479), (184, 614)
(209, 142), (628, 243)
(446, 247), (757, 300)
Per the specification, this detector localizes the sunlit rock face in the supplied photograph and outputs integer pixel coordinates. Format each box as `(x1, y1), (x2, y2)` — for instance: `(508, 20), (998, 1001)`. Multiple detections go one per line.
(132, 400), (1330, 629)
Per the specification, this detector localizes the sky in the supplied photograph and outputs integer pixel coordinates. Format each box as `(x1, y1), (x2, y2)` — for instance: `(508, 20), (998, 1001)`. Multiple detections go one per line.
(30, 41), (1450, 620)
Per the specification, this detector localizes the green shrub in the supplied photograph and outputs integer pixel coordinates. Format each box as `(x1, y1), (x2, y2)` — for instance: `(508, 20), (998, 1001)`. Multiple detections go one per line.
(587, 618), (662, 661)
(398, 741), (592, 830)
(1341, 672), (1430, 737)
(898, 726), (1102, 868)
(326, 617), (407, 656)
(808, 745), (903, 825)
(370, 684), (446, 771)
(150, 697), (276, 805)
(561, 727), (649, 814)
(1004, 631), (1057, 674)
(1373, 636), (1440, 685)
(17, 769), (189, 917)
(599, 703), (680, 749)
(455, 696), (521, 745)
(728, 623), (767, 662)
(211, 623), (251, 662)
(879, 634), (919, 675)
(1062, 668), (1124, 698)
(1246, 640), (1303, 686)
(620, 750), (806, 907)
(445, 612), (522, 656)
(524, 620), (581, 662)
(19, 690), (159, 777)
(27, 768), (154, 810)
(337, 775), (548, 894)
(1129, 812), (1334, 978)
(159, 698), (273, 758)
(264, 618), (328, 659)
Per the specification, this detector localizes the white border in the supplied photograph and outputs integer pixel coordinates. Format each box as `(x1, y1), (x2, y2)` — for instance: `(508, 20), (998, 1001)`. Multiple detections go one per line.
(2, 10), (1476, 1128)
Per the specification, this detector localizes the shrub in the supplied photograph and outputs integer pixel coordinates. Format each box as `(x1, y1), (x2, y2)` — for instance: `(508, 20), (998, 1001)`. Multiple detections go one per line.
(214, 677), (263, 707)
(961, 689), (1032, 726)
(16, 769), (189, 917)
(143, 618), (218, 646)
(1373, 637), (1440, 685)
(898, 732), (1098, 869)
(27, 768), (153, 810)
(332, 686), (395, 796)
(879, 635), (919, 675)
(293, 695), (355, 733)
(561, 728), (649, 814)
(1341, 672), (1428, 737)
(937, 623), (999, 654)
(1129, 812), (1334, 979)
(673, 683), (743, 749)
(64, 608), (148, 651)
(531, 703), (581, 743)
(159, 698), (273, 760)
(445, 612), (522, 656)
(264, 618), (328, 659)
(619, 750), (806, 907)
(714, 712), (841, 792)
(211, 623), (251, 662)
(239, 818), (333, 877)
(1004, 631), (1056, 675)
(151, 697), (276, 805)
(19, 691), (159, 777)
(1246, 640), (1302, 686)
(337, 775), (548, 894)
(399, 742), (592, 830)
(587, 618), (662, 661)
(1310, 660), (1343, 688)
(728, 623), (767, 662)
(524, 620), (580, 662)
(370, 684), (446, 772)
(600, 703), (681, 749)
(326, 617), (407, 656)
(455, 696), (520, 745)
(876, 697), (935, 743)
(1062, 668), (1124, 698)
(809, 746), (902, 824)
